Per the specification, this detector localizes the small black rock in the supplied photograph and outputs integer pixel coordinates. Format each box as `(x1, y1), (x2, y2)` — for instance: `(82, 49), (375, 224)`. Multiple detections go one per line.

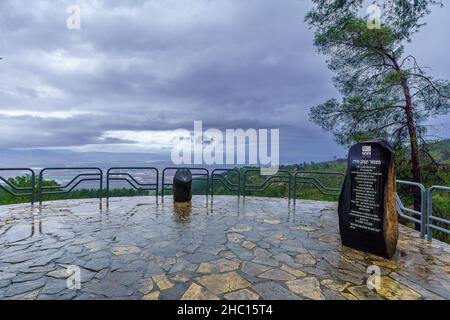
(173, 169), (193, 202)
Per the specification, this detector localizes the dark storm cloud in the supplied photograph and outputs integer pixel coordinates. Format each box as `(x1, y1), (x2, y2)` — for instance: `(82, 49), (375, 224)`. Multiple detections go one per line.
(0, 0), (448, 161)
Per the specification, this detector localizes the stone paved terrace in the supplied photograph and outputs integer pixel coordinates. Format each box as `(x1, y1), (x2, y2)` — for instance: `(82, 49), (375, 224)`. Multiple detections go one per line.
(0, 196), (449, 300)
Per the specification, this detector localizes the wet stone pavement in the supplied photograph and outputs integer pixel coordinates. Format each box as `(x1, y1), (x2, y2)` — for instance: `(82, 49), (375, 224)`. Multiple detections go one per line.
(0, 196), (449, 300)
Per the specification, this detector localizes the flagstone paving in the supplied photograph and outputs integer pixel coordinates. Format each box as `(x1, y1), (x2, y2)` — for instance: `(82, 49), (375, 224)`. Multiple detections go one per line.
(0, 196), (449, 300)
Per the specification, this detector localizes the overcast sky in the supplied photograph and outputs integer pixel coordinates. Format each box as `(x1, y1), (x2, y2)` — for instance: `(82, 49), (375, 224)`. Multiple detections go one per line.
(0, 0), (449, 163)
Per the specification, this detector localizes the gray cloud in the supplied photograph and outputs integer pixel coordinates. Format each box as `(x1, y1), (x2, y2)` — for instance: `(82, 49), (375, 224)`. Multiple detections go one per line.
(0, 0), (448, 163)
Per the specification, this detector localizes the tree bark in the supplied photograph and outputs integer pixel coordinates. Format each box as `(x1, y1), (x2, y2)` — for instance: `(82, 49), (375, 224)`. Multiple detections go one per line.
(390, 55), (423, 230)
(401, 80), (421, 182)
(401, 77), (423, 231)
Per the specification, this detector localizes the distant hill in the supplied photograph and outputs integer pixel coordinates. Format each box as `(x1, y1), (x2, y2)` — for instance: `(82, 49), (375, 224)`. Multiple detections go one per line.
(428, 139), (450, 163)
(286, 139), (450, 171)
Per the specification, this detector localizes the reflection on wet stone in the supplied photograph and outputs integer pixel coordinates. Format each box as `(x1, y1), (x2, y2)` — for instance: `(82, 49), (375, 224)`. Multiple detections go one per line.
(0, 196), (449, 300)
(173, 202), (193, 224)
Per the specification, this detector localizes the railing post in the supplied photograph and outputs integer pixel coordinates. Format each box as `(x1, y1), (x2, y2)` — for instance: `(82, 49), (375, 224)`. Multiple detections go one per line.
(99, 170), (103, 210)
(211, 173), (214, 202)
(242, 170), (247, 199)
(427, 187), (433, 241)
(287, 172), (291, 205)
(31, 170), (35, 206)
(420, 183), (426, 239)
(155, 170), (159, 205)
(293, 173), (297, 206)
(206, 172), (209, 203)
(161, 169), (165, 203)
(237, 171), (241, 199)
(106, 168), (110, 208)
(38, 170), (43, 206)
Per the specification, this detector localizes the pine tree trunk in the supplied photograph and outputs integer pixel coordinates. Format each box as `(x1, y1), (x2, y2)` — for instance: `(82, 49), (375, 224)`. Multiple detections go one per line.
(401, 78), (423, 231)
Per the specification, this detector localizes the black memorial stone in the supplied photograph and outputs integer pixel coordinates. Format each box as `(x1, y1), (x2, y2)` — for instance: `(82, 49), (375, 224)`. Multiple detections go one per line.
(173, 169), (193, 202)
(338, 139), (398, 259)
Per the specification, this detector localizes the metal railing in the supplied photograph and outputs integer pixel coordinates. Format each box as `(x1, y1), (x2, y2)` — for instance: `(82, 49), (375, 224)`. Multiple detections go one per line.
(427, 185), (450, 241)
(242, 169), (292, 203)
(292, 171), (344, 205)
(161, 167), (209, 202)
(106, 167), (159, 205)
(211, 168), (241, 200)
(38, 167), (103, 205)
(396, 180), (426, 238)
(0, 168), (35, 204)
(1, 166), (448, 242)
